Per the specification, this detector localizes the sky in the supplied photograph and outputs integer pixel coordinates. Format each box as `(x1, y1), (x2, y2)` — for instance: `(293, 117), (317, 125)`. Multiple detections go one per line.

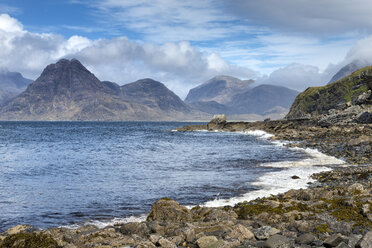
(1, 0), (372, 98)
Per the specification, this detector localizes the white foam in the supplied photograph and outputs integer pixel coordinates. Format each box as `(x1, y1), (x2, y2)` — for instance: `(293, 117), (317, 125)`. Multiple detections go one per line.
(202, 130), (345, 208)
(60, 215), (147, 229)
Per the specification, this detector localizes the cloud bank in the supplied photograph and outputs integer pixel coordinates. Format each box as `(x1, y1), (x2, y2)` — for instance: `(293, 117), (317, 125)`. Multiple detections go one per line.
(0, 14), (256, 98)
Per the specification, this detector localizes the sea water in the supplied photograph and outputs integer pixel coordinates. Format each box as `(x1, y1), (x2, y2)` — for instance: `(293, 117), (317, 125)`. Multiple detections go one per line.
(0, 122), (343, 231)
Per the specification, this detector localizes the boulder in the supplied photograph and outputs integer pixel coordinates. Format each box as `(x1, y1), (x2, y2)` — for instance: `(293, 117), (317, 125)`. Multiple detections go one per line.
(158, 237), (177, 248)
(226, 224), (254, 242)
(196, 236), (219, 248)
(254, 226), (281, 240)
(356, 231), (372, 248)
(147, 198), (192, 222)
(119, 222), (149, 237)
(324, 234), (345, 248)
(263, 234), (292, 248)
(356, 111), (372, 124)
(207, 114), (226, 130)
(295, 233), (316, 245)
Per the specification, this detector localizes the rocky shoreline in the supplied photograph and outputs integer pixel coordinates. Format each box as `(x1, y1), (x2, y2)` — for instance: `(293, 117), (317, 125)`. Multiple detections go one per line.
(1, 119), (371, 248)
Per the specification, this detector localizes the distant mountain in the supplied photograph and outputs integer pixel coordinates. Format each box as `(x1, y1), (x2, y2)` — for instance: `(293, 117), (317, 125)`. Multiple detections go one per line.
(0, 59), (204, 121)
(185, 75), (253, 104)
(121, 79), (191, 113)
(328, 59), (369, 84)
(228, 84), (299, 115)
(0, 69), (33, 104)
(287, 66), (372, 119)
(186, 75), (299, 118)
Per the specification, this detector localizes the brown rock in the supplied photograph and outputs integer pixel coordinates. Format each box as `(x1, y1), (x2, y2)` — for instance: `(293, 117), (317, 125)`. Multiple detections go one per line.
(147, 199), (192, 222)
(226, 224), (254, 242)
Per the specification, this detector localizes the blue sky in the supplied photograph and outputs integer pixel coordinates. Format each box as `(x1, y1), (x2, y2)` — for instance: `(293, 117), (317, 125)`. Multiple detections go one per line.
(1, 0), (372, 98)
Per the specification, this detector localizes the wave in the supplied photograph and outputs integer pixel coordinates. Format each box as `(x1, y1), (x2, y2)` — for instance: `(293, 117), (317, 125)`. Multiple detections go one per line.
(202, 130), (344, 207)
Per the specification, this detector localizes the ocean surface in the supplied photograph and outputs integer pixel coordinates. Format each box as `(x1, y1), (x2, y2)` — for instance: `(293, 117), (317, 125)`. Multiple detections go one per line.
(0, 122), (343, 231)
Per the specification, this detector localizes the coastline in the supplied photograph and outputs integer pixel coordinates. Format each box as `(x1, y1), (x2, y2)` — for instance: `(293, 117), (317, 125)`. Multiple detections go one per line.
(1, 119), (371, 248)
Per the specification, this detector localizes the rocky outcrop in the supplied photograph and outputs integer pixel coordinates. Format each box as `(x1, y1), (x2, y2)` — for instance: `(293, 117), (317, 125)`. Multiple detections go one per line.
(147, 198), (193, 222)
(286, 66), (372, 122)
(0, 59), (207, 121)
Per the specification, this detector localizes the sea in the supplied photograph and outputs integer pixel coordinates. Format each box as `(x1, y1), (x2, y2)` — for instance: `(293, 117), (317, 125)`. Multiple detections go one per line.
(0, 121), (344, 231)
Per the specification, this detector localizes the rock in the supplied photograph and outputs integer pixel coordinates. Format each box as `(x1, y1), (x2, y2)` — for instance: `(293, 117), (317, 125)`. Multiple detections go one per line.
(158, 237), (177, 248)
(254, 226), (281, 240)
(356, 111), (372, 124)
(295, 233), (316, 245)
(335, 242), (350, 248)
(180, 226), (195, 242)
(356, 231), (372, 248)
(192, 207), (237, 222)
(263, 234), (292, 248)
(207, 115), (226, 130)
(149, 234), (162, 244)
(5, 225), (36, 235)
(291, 175), (300, 179)
(324, 234), (345, 248)
(361, 204), (370, 216)
(119, 222), (149, 237)
(226, 224), (255, 242)
(135, 241), (157, 248)
(147, 198), (192, 222)
(196, 236), (219, 248)
(348, 183), (365, 193)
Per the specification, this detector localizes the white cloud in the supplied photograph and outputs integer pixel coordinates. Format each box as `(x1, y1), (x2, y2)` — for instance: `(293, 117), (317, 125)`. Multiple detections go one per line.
(345, 35), (372, 64)
(255, 63), (330, 91)
(0, 14), (256, 99)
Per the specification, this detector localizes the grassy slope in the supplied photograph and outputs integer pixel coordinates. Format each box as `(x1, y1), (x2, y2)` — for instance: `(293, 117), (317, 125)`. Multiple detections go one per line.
(286, 66), (372, 118)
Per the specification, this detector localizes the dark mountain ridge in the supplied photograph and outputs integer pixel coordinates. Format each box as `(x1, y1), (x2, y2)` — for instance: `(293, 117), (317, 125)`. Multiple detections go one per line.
(0, 59), (202, 121)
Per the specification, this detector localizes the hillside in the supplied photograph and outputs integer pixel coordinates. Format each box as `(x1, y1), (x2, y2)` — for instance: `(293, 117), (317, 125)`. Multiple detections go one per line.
(286, 66), (372, 121)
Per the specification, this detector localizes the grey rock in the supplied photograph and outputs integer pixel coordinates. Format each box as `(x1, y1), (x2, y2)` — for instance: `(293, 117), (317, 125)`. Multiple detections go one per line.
(196, 236), (219, 248)
(119, 222), (149, 237)
(324, 234), (345, 248)
(335, 242), (350, 248)
(356, 231), (372, 248)
(263, 234), (292, 248)
(295, 233), (316, 245)
(356, 111), (372, 124)
(255, 226), (281, 240)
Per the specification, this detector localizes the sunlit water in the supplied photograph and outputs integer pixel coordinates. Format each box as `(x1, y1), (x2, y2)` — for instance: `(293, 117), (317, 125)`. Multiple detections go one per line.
(0, 121), (325, 230)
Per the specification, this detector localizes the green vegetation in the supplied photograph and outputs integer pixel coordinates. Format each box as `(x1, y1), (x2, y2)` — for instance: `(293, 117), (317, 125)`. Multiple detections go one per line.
(0, 233), (61, 248)
(287, 66), (372, 118)
(314, 224), (330, 233)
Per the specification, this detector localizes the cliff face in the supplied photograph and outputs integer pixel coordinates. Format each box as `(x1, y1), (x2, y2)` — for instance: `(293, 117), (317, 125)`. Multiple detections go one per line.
(286, 66), (372, 120)
(0, 59), (205, 121)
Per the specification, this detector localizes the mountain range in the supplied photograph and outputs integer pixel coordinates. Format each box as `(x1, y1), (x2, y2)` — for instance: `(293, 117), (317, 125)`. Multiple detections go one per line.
(185, 76), (299, 119)
(0, 59), (204, 121)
